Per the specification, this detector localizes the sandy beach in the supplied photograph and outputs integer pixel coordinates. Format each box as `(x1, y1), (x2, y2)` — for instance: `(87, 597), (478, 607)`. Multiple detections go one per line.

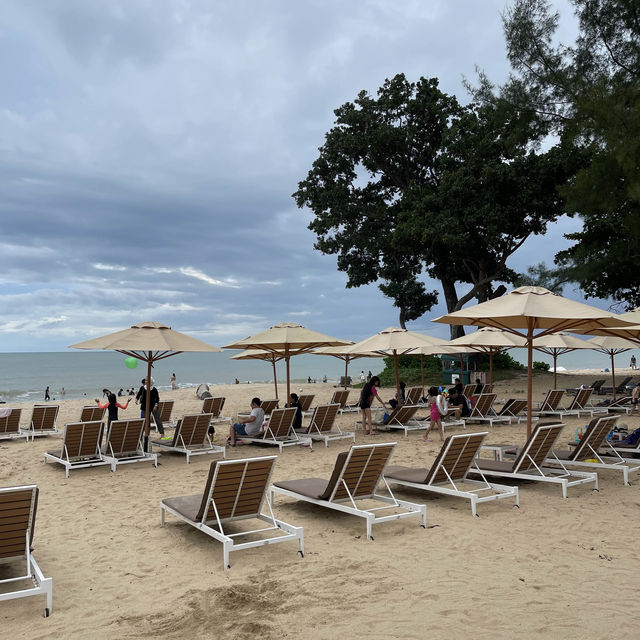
(2, 371), (639, 639)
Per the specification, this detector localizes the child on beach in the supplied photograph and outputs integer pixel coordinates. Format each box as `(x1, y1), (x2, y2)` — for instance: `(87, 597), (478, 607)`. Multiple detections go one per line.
(423, 386), (444, 442)
(96, 389), (130, 429)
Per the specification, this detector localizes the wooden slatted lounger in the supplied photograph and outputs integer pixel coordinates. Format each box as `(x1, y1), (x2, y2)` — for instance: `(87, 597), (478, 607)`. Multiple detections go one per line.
(368, 405), (427, 436)
(0, 408), (27, 441)
(43, 421), (109, 478)
(384, 432), (519, 517)
(154, 400), (176, 428)
(300, 403), (354, 447)
(496, 399), (530, 423)
(465, 393), (510, 427)
(102, 419), (158, 471)
(405, 387), (424, 405)
(330, 390), (350, 413)
(161, 456), (304, 569)
(24, 405), (60, 441)
(202, 397), (231, 426)
(469, 422), (598, 498)
(0, 485), (53, 616)
(534, 389), (580, 419)
(298, 394), (315, 416)
(79, 406), (106, 423)
(240, 407), (312, 452)
(238, 399), (279, 418)
(271, 443), (427, 540)
(152, 414), (225, 463)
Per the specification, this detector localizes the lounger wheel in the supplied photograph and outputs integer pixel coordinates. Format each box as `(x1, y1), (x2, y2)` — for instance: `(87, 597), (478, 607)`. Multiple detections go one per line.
(44, 608), (50, 618)
(513, 504), (520, 509)
(298, 550), (304, 558)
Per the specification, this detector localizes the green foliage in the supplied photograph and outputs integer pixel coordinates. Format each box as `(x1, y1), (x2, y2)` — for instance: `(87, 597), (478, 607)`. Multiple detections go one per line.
(533, 361), (550, 371)
(486, 351), (525, 370)
(514, 262), (571, 294)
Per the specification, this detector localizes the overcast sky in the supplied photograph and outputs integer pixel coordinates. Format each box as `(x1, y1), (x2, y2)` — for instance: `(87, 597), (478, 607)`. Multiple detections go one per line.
(1, 0), (588, 352)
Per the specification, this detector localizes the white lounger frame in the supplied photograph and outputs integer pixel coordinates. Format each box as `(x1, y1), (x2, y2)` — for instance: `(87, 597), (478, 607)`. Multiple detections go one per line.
(161, 457), (304, 570)
(240, 408), (312, 452)
(0, 485), (53, 616)
(384, 433), (519, 517)
(271, 443), (427, 540)
(152, 414), (225, 463)
(0, 409), (28, 441)
(305, 403), (355, 447)
(464, 393), (511, 428)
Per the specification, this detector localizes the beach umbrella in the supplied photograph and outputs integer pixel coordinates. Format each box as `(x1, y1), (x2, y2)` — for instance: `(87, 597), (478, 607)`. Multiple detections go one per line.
(312, 345), (380, 389)
(446, 327), (526, 385)
(585, 335), (637, 400)
(221, 322), (350, 399)
(349, 327), (448, 401)
(432, 286), (634, 437)
(70, 321), (221, 446)
(531, 332), (593, 390)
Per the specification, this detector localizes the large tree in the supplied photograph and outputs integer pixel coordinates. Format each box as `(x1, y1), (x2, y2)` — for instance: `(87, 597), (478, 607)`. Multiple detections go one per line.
(493, 0), (640, 308)
(293, 74), (579, 335)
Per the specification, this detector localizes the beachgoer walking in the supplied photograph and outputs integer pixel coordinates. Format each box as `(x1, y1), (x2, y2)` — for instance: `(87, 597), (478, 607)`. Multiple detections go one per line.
(135, 378), (164, 436)
(423, 386), (444, 442)
(170, 372), (178, 390)
(44, 386), (50, 401)
(359, 376), (387, 436)
(96, 389), (130, 429)
(360, 371), (365, 383)
(60, 387), (66, 398)
(227, 397), (264, 446)
(630, 355), (637, 370)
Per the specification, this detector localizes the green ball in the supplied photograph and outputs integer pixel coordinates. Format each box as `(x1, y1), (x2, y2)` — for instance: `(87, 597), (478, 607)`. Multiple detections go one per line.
(124, 357), (138, 369)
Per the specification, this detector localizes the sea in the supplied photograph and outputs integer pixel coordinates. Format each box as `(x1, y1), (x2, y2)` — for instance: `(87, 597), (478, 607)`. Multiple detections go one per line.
(0, 346), (637, 404)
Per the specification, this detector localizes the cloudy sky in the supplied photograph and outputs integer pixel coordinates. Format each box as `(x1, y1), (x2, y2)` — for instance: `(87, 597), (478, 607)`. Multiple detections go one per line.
(1, 0), (586, 352)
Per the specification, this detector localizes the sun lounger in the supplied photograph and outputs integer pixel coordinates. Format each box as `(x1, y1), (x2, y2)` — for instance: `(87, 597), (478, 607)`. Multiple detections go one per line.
(161, 456), (304, 570)
(462, 384), (476, 401)
(566, 379), (605, 396)
(154, 400), (176, 428)
(238, 398), (279, 418)
(366, 405), (427, 436)
(469, 422), (598, 498)
(534, 389), (579, 419)
(101, 419), (157, 471)
(151, 414), (225, 463)
(0, 485), (52, 616)
(239, 407), (312, 452)
(405, 387), (424, 405)
(24, 405), (60, 441)
(567, 387), (609, 417)
(341, 392), (361, 414)
(79, 406), (106, 423)
(271, 443), (427, 539)
(605, 396), (633, 414)
(0, 408), (27, 441)
(495, 399), (531, 423)
(299, 403), (354, 447)
(202, 396), (231, 426)
(298, 394), (315, 416)
(384, 432), (519, 517)
(464, 393), (510, 427)
(43, 421), (109, 478)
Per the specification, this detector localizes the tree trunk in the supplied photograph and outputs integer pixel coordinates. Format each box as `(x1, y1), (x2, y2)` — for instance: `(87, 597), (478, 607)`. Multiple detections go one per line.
(441, 277), (465, 339)
(399, 306), (407, 329)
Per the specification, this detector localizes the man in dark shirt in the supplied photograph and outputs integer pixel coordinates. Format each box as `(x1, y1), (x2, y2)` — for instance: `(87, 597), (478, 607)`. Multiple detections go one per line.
(135, 377), (164, 435)
(447, 388), (470, 418)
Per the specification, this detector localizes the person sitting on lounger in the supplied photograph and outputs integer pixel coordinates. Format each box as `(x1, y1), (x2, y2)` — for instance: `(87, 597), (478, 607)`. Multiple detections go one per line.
(228, 397), (265, 446)
(447, 388), (470, 418)
(389, 381), (406, 410)
(285, 393), (303, 431)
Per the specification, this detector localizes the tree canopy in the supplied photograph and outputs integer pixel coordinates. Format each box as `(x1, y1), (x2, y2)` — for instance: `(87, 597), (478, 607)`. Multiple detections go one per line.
(293, 73), (580, 333)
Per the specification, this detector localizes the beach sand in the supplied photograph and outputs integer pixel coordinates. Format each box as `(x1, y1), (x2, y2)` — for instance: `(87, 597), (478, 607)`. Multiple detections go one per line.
(1, 371), (639, 639)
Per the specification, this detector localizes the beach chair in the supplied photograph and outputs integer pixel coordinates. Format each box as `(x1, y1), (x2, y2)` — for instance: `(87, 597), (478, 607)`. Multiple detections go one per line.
(465, 393), (510, 427)
(161, 456), (304, 570)
(566, 379), (604, 396)
(599, 376), (633, 395)
(43, 421), (109, 478)
(79, 406), (105, 423)
(202, 396), (231, 426)
(534, 389), (579, 419)
(495, 399), (530, 424)
(535, 415), (640, 486)
(365, 405), (429, 437)
(238, 399), (279, 418)
(405, 387), (423, 405)
(330, 389), (350, 412)
(271, 443), (427, 539)
(154, 400), (175, 428)
(0, 408), (27, 441)
(300, 403), (354, 447)
(384, 432), (519, 517)
(298, 394), (315, 416)
(568, 388), (608, 417)
(24, 405), (60, 441)
(151, 414), (225, 463)
(341, 392), (361, 413)
(101, 419), (158, 471)
(239, 407), (312, 452)
(0, 485), (52, 616)
(606, 396), (633, 414)
(469, 422), (598, 498)
(462, 384), (476, 401)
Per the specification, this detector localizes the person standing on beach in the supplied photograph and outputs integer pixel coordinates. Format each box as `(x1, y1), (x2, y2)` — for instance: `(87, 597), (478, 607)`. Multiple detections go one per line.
(170, 372), (178, 390)
(631, 382), (640, 414)
(60, 387), (66, 398)
(96, 389), (130, 430)
(360, 371), (365, 382)
(44, 386), (50, 401)
(423, 386), (444, 442)
(135, 378), (164, 436)
(359, 376), (387, 436)
(630, 355), (637, 370)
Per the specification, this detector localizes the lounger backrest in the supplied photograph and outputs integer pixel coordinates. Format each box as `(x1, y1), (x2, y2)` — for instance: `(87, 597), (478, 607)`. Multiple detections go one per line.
(106, 419), (145, 457)
(0, 485), (38, 560)
(202, 396), (225, 417)
(571, 415), (618, 461)
(260, 399), (279, 415)
(540, 390), (565, 411)
(310, 404), (340, 433)
(592, 379), (605, 391)
(405, 387), (423, 404)
(175, 414), (211, 447)
(569, 387), (593, 410)
(386, 405), (419, 425)
(469, 393), (497, 418)
(196, 456), (277, 522)
(424, 432), (488, 485)
(506, 400), (528, 416)
(31, 405), (59, 431)
(298, 395), (314, 412)
(497, 399), (515, 416)
(321, 443), (395, 501)
(330, 390), (349, 408)
(462, 384), (476, 401)
(616, 376), (632, 392)
(156, 400), (174, 422)
(80, 406), (105, 422)
(62, 421), (103, 460)
(610, 396), (631, 407)
(0, 409), (22, 434)
(512, 423), (564, 472)
(265, 407), (296, 438)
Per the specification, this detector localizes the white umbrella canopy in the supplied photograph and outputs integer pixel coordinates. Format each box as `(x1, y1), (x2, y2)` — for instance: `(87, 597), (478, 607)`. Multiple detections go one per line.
(532, 332), (593, 389)
(312, 344), (380, 390)
(586, 335), (638, 400)
(222, 322), (351, 399)
(70, 321), (221, 443)
(433, 286), (636, 436)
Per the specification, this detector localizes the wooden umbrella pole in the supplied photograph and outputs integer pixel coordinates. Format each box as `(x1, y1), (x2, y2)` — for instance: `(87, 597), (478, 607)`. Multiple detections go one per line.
(489, 348), (494, 385)
(420, 355), (424, 396)
(344, 358), (349, 390)
(393, 350), (400, 402)
(272, 358), (279, 400)
(553, 351), (558, 389)
(285, 350), (291, 401)
(144, 354), (152, 452)
(611, 352), (617, 400)
(527, 321), (534, 439)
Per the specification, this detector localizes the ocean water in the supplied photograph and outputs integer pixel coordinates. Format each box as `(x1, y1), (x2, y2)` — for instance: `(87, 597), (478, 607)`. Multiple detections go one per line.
(0, 351), (384, 403)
